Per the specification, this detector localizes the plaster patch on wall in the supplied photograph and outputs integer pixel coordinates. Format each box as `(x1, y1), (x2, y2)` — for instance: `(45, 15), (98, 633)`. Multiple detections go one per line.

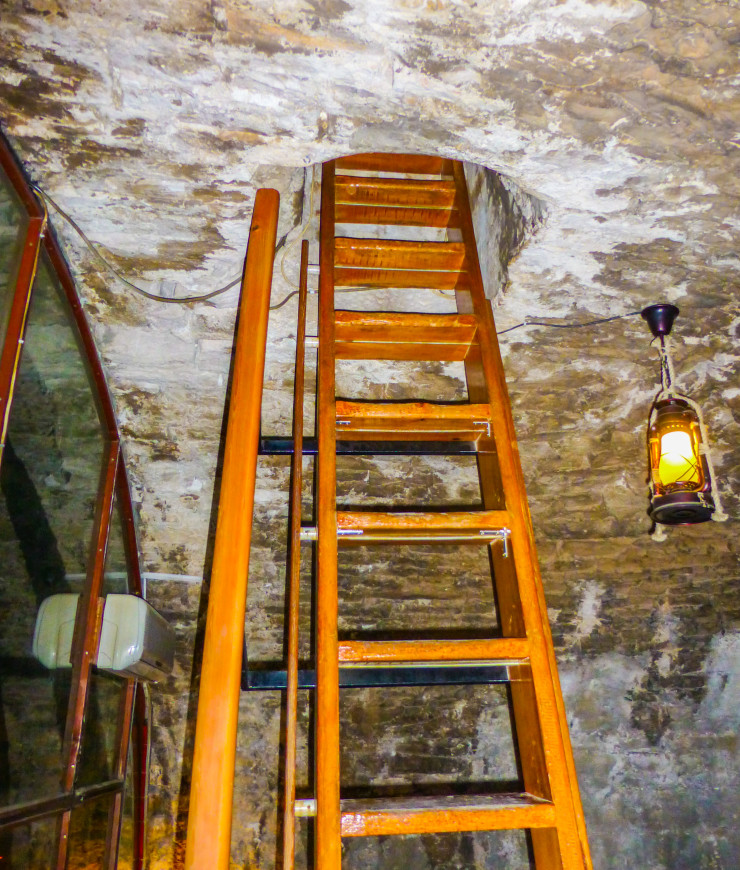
(561, 638), (740, 869)
(571, 580), (605, 645)
(698, 630), (740, 729)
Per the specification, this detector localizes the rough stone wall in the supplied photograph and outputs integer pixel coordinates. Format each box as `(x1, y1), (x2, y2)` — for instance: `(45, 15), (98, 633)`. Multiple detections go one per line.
(464, 162), (546, 302)
(0, 1), (738, 868)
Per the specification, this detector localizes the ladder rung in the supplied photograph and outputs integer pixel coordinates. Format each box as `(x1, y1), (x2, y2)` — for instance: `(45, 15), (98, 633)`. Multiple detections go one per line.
(338, 638), (529, 664)
(335, 176), (457, 209)
(340, 793), (556, 837)
(335, 311), (477, 361)
(336, 401), (491, 441)
(334, 153), (455, 175)
(334, 267), (467, 290)
(336, 203), (461, 229)
(335, 238), (466, 273)
(336, 510), (510, 544)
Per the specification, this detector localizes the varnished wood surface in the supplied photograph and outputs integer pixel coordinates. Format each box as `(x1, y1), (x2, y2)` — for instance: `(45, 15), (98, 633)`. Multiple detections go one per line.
(315, 161), (342, 869)
(335, 341), (469, 362)
(335, 310), (477, 361)
(338, 637), (529, 663)
(334, 266), (466, 290)
(336, 175), (457, 208)
(340, 793), (556, 837)
(334, 152), (455, 175)
(335, 238), (466, 272)
(184, 189), (279, 870)
(0, 215), (44, 458)
(336, 310), (477, 332)
(336, 400), (490, 420)
(295, 153), (592, 869)
(335, 400), (492, 441)
(337, 509), (510, 532)
(336, 202), (461, 229)
(452, 161), (592, 869)
(282, 240), (309, 870)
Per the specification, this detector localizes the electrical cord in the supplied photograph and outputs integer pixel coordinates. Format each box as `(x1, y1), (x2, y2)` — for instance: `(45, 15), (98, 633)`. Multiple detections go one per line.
(31, 186), (648, 331)
(34, 177), (457, 310)
(34, 186), (249, 304)
(279, 164), (317, 291)
(36, 170), (316, 309)
(496, 310), (642, 335)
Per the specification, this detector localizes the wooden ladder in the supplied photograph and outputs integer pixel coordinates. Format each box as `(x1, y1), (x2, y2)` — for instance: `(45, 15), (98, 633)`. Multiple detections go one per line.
(282, 153), (593, 869)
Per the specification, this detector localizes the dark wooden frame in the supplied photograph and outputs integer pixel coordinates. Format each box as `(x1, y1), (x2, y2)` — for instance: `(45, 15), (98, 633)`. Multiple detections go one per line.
(0, 130), (145, 869)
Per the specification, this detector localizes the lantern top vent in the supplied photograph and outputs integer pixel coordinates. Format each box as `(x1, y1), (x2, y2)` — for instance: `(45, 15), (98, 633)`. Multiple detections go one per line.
(641, 304), (679, 338)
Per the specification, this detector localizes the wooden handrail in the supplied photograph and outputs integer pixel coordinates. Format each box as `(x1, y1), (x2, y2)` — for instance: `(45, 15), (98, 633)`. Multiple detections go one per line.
(185, 188), (280, 870)
(282, 240), (309, 869)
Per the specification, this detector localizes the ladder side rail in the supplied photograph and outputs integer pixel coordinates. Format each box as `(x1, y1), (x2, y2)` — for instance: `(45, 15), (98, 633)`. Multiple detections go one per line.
(452, 162), (592, 870)
(185, 189), (280, 870)
(455, 317), (568, 864)
(456, 269), (558, 862)
(316, 160), (342, 869)
(451, 199), (555, 848)
(283, 240), (310, 869)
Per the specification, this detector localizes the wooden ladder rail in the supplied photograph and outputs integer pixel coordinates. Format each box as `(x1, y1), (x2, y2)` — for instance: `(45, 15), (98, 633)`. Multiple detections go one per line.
(451, 161), (592, 869)
(316, 159), (342, 868)
(185, 189), (280, 870)
(283, 241), (309, 870)
(305, 153), (592, 869)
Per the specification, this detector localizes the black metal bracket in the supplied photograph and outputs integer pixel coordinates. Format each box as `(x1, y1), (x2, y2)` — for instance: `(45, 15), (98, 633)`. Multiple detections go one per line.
(248, 433), (498, 690)
(260, 437), (479, 456)
(243, 663), (510, 690)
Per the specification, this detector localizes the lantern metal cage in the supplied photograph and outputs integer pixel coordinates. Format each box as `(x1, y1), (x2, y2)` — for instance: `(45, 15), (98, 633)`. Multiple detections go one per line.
(642, 304), (719, 527)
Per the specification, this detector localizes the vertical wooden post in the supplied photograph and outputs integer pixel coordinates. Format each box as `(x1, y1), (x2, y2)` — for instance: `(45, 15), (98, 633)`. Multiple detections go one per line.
(316, 161), (341, 868)
(282, 240), (309, 869)
(185, 189), (280, 870)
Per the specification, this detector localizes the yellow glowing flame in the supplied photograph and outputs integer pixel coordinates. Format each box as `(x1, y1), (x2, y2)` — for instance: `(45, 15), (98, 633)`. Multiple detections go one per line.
(659, 430), (699, 486)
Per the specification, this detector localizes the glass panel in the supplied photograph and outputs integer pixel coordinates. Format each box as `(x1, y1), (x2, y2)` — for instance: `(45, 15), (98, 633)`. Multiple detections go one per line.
(67, 793), (115, 870)
(117, 735), (137, 870)
(102, 493), (131, 595)
(75, 671), (127, 788)
(76, 493), (131, 787)
(0, 167), (29, 350)
(0, 252), (107, 807)
(0, 812), (59, 869)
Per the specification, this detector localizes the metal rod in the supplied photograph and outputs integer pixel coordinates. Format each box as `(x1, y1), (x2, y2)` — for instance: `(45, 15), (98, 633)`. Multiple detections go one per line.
(335, 528), (511, 547)
(334, 426), (488, 435)
(282, 239), (309, 870)
(185, 189), (279, 870)
(0, 780), (123, 830)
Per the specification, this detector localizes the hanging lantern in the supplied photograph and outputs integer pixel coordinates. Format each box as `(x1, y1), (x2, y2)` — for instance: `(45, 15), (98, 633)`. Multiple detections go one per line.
(642, 304), (715, 526)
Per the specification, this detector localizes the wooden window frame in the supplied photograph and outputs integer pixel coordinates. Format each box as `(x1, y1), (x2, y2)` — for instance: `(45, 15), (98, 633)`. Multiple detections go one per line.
(0, 131), (145, 870)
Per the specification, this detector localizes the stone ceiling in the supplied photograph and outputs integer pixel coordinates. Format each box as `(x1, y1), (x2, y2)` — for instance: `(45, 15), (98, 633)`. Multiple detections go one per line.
(1, 1), (739, 868)
(1, 0), (739, 570)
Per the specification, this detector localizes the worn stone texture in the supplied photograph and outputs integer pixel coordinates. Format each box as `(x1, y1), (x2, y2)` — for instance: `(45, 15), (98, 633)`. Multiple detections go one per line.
(1, 1), (739, 868)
